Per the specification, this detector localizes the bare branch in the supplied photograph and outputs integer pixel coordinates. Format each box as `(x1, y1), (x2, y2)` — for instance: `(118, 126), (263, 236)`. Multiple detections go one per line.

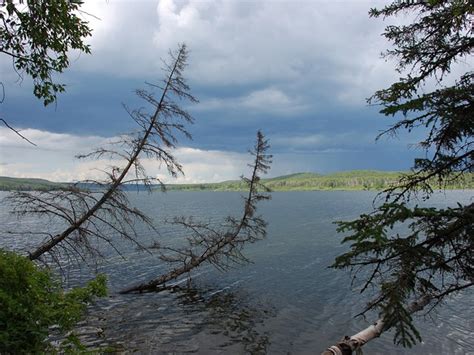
(120, 131), (272, 294)
(0, 118), (37, 146)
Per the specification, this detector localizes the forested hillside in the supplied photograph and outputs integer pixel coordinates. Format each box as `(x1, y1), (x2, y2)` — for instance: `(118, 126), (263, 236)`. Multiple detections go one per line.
(2, 171), (473, 192)
(166, 170), (474, 191)
(0, 177), (64, 191)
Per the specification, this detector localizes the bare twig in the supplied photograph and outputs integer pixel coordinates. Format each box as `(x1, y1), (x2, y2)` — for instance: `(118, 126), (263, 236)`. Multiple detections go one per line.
(0, 118), (37, 146)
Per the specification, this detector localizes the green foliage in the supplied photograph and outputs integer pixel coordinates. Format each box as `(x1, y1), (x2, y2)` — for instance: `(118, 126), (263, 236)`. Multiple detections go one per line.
(333, 0), (473, 348)
(0, 176), (65, 191)
(335, 202), (473, 347)
(0, 249), (107, 353)
(369, 0), (473, 190)
(0, 0), (92, 105)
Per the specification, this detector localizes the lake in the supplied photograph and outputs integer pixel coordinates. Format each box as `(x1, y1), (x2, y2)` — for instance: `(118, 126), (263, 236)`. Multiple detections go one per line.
(1, 190), (473, 354)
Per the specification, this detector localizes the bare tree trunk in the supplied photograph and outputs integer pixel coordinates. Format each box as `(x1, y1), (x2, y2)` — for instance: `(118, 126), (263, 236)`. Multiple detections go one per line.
(321, 295), (431, 355)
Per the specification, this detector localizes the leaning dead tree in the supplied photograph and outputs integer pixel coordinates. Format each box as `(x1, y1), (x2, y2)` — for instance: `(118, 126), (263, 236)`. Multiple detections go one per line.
(120, 131), (271, 293)
(7, 44), (196, 264)
(6, 44), (272, 288)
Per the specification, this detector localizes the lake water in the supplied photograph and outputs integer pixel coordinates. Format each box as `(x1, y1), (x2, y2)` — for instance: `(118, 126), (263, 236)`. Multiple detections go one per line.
(1, 190), (473, 354)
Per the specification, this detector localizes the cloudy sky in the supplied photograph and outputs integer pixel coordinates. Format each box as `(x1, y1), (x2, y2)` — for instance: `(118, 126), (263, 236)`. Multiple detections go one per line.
(0, 0), (445, 183)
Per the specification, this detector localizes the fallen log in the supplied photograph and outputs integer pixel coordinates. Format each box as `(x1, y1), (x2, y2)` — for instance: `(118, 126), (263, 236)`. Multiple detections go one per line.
(321, 295), (431, 355)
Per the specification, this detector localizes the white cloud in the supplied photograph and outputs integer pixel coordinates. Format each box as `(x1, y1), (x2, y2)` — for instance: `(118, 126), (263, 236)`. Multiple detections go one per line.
(0, 127), (420, 182)
(7, 0), (472, 111)
(0, 128), (107, 151)
(152, 0), (399, 100)
(2, 127), (368, 183)
(72, 0), (402, 106)
(158, 147), (249, 183)
(76, 0), (161, 77)
(241, 88), (307, 113)
(2, 0), (450, 177)
(0, 127), (252, 183)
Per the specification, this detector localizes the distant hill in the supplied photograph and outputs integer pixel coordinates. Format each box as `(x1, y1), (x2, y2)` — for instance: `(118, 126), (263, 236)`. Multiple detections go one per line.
(1, 170), (473, 192)
(166, 170), (474, 191)
(0, 176), (65, 191)
(0, 177), (155, 192)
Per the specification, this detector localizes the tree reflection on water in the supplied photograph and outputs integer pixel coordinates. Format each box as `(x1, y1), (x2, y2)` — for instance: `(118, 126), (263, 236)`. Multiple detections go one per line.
(173, 284), (273, 354)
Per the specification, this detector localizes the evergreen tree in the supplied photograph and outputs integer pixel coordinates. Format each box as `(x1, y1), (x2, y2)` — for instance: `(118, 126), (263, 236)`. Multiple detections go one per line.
(331, 0), (473, 349)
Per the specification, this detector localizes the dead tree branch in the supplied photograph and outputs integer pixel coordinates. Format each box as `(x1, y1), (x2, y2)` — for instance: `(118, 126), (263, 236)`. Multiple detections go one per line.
(0, 118), (37, 146)
(6, 44), (196, 263)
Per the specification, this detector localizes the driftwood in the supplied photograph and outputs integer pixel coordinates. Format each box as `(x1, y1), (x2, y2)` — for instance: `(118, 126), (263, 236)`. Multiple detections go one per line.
(321, 295), (431, 355)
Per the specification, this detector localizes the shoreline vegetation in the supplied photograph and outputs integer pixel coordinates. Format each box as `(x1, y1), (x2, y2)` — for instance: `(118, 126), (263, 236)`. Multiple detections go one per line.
(1, 170), (473, 192)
